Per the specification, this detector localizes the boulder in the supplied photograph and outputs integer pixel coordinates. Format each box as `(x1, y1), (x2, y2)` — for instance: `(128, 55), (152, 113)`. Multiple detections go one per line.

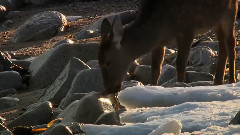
(75, 10), (137, 40)
(0, 88), (17, 98)
(29, 43), (99, 90)
(11, 11), (67, 43)
(133, 65), (151, 85)
(158, 64), (176, 85)
(189, 46), (215, 66)
(58, 92), (108, 124)
(86, 60), (99, 69)
(7, 101), (53, 129)
(229, 110), (240, 125)
(43, 123), (73, 135)
(185, 71), (214, 83)
(39, 57), (90, 106)
(0, 71), (22, 91)
(0, 97), (19, 111)
(58, 93), (87, 110)
(67, 68), (104, 95)
(95, 112), (120, 125)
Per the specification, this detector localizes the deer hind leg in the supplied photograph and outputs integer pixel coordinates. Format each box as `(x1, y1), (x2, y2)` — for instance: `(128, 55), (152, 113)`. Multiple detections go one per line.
(176, 33), (193, 82)
(151, 46), (165, 85)
(214, 22), (236, 85)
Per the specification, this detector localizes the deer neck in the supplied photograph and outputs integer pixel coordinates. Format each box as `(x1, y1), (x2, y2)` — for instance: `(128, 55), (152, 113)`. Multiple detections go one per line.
(120, 21), (163, 59)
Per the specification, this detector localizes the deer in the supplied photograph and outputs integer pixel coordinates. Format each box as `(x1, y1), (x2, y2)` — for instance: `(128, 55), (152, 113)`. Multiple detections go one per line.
(98, 0), (238, 109)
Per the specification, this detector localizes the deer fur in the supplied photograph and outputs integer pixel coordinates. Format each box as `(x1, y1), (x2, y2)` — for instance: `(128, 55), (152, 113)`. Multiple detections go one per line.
(99, 0), (238, 94)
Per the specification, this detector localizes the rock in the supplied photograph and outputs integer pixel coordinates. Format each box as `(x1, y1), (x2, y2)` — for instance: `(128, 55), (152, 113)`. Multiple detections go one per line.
(0, 88), (17, 98)
(194, 41), (219, 51)
(128, 60), (139, 76)
(29, 43), (98, 90)
(67, 68), (104, 95)
(52, 108), (63, 120)
(189, 46), (215, 66)
(52, 39), (75, 48)
(86, 60), (99, 68)
(133, 65), (151, 85)
(0, 51), (12, 72)
(95, 112), (120, 125)
(58, 92), (107, 124)
(11, 60), (31, 70)
(75, 10), (137, 40)
(148, 120), (182, 135)
(66, 16), (83, 22)
(158, 64), (176, 85)
(66, 122), (84, 134)
(0, 71), (22, 91)
(0, 129), (12, 135)
(10, 11), (67, 43)
(59, 93), (87, 110)
(229, 110), (240, 125)
(7, 101), (53, 129)
(39, 57), (90, 106)
(185, 71), (214, 83)
(0, 0), (25, 11)
(137, 53), (151, 66)
(0, 97), (19, 111)
(122, 80), (143, 90)
(43, 123), (73, 135)
(188, 81), (213, 87)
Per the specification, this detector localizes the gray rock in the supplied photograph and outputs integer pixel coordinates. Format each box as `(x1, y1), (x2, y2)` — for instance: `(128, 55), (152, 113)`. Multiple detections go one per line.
(52, 39), (75, 48)
(10, 11), (67, 43)
(158, 64), (176, 85)
(43, 123), (73, 135)
(0, 97), (19, 111)
(194, 41), (219, 51)
(0, 129), (12, 135)
(59, 93), (87, 110)
(0, 71), (22, 91)
(133, 65), (151, 85)
(188, 81), (213, 87)
(128, 60), (139, 76)
(185, 71), (214, 83)
(29, 43), (99, 90)
(7, 101), (53, 129)
(0, 88), (17, 98)
(59, 92), (105, 124)
(75, 10), (137, 40)
(229, 110), (240, 125)
(189, 46), (215, 66)
(39, 57), (90, 106)
(137, 53), (151, 66)
(66, 16), (83, 22)
(86, 60), (99, 69)
(11, 60), (31, 70)
(52, 108), (63, 120)
(67, 68), (104, 95)
(95, 112), (120, 125)
(122, 80), (143, 90)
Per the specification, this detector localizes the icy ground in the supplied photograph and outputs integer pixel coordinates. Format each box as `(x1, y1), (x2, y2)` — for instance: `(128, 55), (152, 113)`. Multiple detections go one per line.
(82, 83), (240, 135)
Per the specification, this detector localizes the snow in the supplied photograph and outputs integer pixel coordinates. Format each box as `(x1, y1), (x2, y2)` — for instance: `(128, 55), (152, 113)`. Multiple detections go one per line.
(81, 82), (240, 135)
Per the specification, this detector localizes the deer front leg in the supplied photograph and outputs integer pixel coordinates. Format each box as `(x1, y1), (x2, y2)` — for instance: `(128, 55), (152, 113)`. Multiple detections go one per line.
(151, 46), (165, 85)
(214, 27), (228, 85)
(176, 34), (193, 82)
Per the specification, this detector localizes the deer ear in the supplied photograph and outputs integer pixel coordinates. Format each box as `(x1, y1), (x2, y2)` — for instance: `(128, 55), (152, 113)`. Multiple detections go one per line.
(112, 15), (123, 42)
(101, 18), (112, 41)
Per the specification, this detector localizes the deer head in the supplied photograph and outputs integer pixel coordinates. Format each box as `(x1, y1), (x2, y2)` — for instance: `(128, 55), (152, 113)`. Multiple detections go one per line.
(99, 16), (133, 95)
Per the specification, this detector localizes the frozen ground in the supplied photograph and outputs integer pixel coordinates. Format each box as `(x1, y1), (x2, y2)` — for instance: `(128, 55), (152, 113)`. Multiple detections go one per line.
(82, 83), (240, 135)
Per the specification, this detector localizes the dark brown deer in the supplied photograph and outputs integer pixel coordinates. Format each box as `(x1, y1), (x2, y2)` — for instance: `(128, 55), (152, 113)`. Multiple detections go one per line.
(99, 0), (238, 100)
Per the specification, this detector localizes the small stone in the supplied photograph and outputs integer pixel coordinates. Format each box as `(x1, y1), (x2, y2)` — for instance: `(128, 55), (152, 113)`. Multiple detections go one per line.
(0, 71), (22, 91)
(158, 64), (176, 85)
(7, 101), (53, 129)
(229, 110), (240, 125)
(0, 97), (19, 111)
(95, 112), (121, 125)
(43, 123), (73, 135)
(86, 60), (99, 68)
(133, 65), (151, 85)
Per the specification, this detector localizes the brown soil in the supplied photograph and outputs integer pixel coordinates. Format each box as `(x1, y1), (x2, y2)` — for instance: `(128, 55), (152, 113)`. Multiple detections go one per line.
(0, 0), (138, 125)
